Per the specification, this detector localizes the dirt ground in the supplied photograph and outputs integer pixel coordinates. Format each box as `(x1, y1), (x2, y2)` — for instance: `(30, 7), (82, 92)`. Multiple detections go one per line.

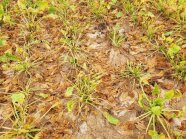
(0, 0), (186, 139)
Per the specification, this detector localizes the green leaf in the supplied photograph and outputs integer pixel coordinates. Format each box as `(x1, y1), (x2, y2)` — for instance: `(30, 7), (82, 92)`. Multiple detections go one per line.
(0, 39), (6, 46)
(48, 6), (56, 14)
(164, 90), (174, 100)
(0, 53), (18, 62)
(5, 53), (18, 61)
(103, 112), (119, 125)
(167, 44), (181, 59)
(116, 11), (123, 18)
(67, 100), (74, 112)
(152, 83), (161, 95)
(65, 87), (74, 97)
(11, 92), (25, 104)
(152, 98), (164, 107)
(151, 106), (162, 116)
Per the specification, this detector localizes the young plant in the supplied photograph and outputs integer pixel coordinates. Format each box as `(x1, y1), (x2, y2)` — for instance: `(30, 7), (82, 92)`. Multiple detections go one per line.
(0, 90), (40, 138)
(56, 0), (76, 21)
(109, 24), (125, 48)
(17, 0), (48, 32)
(137, 84), (185, 139)
(0, 50), (41, 75)
(122, 0), (137, 22)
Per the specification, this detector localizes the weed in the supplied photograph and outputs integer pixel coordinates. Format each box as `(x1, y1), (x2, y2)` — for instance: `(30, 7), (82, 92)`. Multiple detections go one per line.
(57, 0), (76, 21)
(64, 72), (119, 125)
(109, 24), (125, 48)
(0, 0), (11, 25)
(121, 61), (143, 79)
(87, 0), (107, 18)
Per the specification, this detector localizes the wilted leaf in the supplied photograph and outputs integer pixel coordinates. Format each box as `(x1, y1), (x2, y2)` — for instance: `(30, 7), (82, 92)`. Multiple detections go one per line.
(140, 74), (151, 85)
(103, 112), (119, 125)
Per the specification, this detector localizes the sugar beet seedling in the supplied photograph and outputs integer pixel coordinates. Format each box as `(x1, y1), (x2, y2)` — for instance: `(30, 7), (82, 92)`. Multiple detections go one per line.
(137, 84), (185, 139)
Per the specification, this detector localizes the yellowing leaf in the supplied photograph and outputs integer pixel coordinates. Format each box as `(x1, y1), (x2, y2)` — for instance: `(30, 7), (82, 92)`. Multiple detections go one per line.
(165, 90), (174, 100)
(103, 112), (119, 125)
(140, 74), (151, 85)
(148, 130), (166, 139)
(11, 92), (25, 104)
(17, 0), (26, 9)
(37, 0), (48, 11)
(37, 93), (49, 99)
(67, 100), (74, 112)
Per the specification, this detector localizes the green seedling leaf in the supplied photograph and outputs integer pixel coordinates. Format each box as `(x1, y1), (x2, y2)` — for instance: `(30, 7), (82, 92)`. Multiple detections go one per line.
(11, 92), (25, 104)
(48, 6), (56, 14)
(37, 93), (49, 99)
(111, 0), (117, 5)
(165, 90), (174, 100)
(116, 11), (123, 18)
(103, 112), (119, 125)
(0, 53), (18, 62)
(12, 62), (29, 71)
(5, 53), (18, 61)
(152, 83), (161, 95)
(0, 39), (6, 46)
(67, 100), (74, 112)
(151, 106), (162, 116)
(164, 31), (173, 37)
(65, 87), (74, 97)
(152, 98), (164, 107)
(167, 44), (181, 59)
